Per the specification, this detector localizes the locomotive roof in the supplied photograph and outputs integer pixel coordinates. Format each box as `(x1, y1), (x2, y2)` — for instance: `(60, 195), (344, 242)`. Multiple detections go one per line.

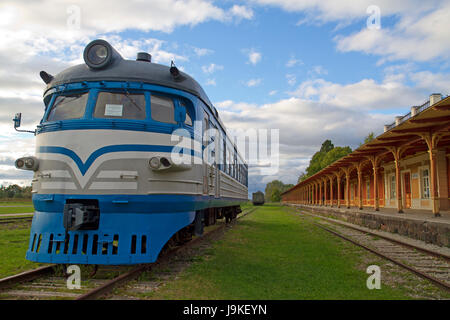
(45, 59), (214, 109)
(41, 40), (247, 164)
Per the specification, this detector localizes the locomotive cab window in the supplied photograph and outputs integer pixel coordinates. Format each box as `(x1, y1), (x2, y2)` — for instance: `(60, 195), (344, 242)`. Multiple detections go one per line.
(46, 92), (89, 121)
(151, 95), (176, 124)
(94, 92), (146, 120)
(179, 100), (193, 126)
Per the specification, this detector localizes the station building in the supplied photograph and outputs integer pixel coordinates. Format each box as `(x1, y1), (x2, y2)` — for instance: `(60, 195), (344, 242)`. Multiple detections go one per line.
(282, 94), (450, 218)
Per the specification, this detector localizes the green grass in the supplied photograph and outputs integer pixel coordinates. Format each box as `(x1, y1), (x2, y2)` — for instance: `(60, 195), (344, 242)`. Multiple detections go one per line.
(0, 207), (34, 215)
(0, 224), (42, 278)
(0, 201), (34, 215)
(146, 204), (413, 300)
(0, 200), (32, 205)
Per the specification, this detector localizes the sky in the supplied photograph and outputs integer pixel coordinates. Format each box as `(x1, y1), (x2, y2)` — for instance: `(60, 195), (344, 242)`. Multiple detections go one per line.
(1, 0), (450, 195)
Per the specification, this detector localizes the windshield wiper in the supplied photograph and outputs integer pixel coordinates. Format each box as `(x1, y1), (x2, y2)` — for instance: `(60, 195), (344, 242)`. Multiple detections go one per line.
(124, 90), (142, 111)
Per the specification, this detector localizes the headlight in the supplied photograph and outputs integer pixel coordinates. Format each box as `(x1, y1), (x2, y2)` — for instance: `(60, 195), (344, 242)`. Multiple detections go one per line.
(15, 159), (24, 168)
(149, 157), (161, 170)
(83, 40), (113, 69)
(24, 158), (34, 169)
(15, 157), (39, 171)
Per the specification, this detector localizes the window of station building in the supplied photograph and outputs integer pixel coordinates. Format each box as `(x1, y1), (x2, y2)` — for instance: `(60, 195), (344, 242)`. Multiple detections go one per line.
(179, 100), (193, 126)
(390, 175), (396, 199)
(94, 92), (146, 120)
(421, 168), (430, 199)
(366, 180), (370, 200)
(151, 95), (176, 124)
(46, 92), (89, 121)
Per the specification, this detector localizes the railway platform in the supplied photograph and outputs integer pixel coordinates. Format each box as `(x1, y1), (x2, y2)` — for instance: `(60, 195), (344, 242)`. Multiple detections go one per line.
(289, 204), (450, 247)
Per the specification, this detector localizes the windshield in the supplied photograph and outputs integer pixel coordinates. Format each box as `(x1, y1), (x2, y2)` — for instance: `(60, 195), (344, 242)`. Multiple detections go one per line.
(46, 92), (89, 121)
(94, 92), (146, 120)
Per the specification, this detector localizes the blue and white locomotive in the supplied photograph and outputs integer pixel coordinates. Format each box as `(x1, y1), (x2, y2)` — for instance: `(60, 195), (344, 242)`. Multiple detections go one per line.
(13, 39), (248, 265)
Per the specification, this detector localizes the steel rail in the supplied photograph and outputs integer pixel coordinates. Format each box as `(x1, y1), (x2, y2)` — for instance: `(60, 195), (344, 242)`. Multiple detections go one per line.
(0, 217), (33, 225)
(0, 265), (56, 290)
(76, 207), (257, 300)
(301, 214), (450, 292)
(296, 209), (450, 262)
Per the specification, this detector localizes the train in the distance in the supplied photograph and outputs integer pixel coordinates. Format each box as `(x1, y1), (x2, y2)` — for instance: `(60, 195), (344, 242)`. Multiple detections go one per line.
(13, 39), (248, 265)
(252, 191), (265, 206)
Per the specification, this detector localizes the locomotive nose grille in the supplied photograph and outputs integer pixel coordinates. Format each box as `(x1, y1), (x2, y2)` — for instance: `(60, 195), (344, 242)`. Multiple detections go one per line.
(28, 232), (150, 262)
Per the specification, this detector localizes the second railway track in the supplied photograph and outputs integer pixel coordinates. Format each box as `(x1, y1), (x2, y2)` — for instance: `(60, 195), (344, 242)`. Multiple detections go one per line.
(0, 207), (257, 300)
(293, 207), (450, 293)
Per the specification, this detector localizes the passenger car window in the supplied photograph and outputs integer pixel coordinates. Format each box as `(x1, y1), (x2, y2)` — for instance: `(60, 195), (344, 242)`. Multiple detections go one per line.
(94, 92), (146, 120)
(46, 92), (88, 121)
(151, 95), (176, 124)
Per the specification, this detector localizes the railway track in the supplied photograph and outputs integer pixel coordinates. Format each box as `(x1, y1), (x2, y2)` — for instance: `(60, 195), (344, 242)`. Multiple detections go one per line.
(0, 216), (33, 225)
(293, 208), (450, 293)
(0, 207), (256, 300)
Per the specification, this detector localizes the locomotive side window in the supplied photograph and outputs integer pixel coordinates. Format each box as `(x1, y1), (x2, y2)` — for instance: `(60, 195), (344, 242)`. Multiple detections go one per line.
(151, 95), (176, 124)
(94, 92), (146, 120)
(46, 92), (88, 121)
(179, 100), (193, 126)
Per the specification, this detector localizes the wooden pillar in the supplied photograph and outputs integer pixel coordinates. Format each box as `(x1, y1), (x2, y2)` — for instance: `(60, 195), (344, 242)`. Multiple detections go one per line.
(329, 175), (334, 207)
(346, 172), (350, 208)
(373, 166), (379, 211)
(394, 159), (403, 213)
(313, 184), (316, 205)
(320, 180), (323, 205)
(336, 173), (341, 208)
(323, 178), (328, 206)
(357, 165), (363, 210)
(429, 149), (440, 216)
(317, 182), (319, 205)
(309, 185), (311, 204)
(368, 155), (380, 212)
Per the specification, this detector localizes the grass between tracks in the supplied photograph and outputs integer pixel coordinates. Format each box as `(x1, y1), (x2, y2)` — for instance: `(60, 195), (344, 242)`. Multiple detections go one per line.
(0, 201), (34, 215)
(0, 223), (42, 278)
(146, 204), (416, 299)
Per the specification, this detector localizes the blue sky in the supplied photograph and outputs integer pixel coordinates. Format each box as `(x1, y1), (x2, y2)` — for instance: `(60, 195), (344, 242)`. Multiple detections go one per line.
(1, 0), (450, 195)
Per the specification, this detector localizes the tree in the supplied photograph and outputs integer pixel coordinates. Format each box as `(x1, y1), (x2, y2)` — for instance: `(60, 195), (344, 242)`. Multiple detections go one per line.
(298, 172), (307, 183)
(360, 132), (375, 146)
(264, 180), (294, 203)
(299, 140), (352, 182)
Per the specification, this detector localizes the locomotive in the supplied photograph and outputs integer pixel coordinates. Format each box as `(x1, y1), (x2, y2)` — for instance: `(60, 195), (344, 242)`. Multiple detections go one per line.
(13, 39), (248, 265)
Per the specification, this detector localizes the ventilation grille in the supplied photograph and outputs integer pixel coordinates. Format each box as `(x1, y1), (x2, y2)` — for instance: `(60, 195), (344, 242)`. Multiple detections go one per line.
(29, 232), (149, 257)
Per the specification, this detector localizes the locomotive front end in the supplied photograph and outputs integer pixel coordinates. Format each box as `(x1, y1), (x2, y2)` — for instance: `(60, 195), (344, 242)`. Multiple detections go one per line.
(15, 40), (206, 265)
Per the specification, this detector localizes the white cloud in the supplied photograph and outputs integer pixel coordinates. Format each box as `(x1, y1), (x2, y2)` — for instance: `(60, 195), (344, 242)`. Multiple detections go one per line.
(244, 49), (262, 65)
(230, 5), (254, 20)
(246, 78), (262, 87)
(310, 65), (328, 76)
(201, 63), (224, 74)
(205, 79), (217, 86)
(286, 74), (296, 86)
(286, 55), (303, 67)
(252, 0), (450, 63)
(192, 47), (214, 57)
(269, 90), (278, 96)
